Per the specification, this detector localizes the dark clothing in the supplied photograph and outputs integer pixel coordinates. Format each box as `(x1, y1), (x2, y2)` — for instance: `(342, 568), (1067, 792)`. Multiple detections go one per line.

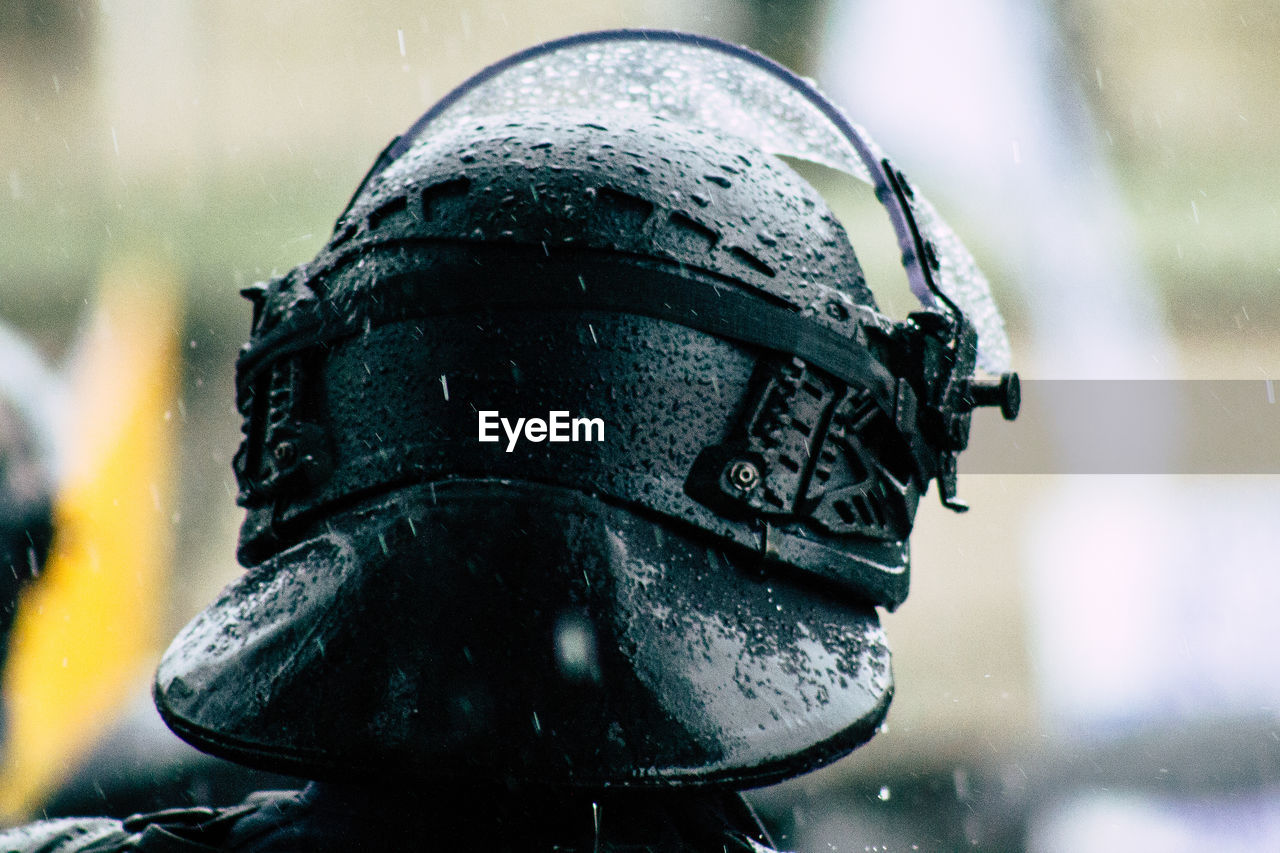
(0, 783), (779, 851)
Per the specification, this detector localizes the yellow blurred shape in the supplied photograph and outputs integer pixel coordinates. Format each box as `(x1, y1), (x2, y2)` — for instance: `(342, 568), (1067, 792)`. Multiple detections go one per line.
(0, 256), (181, 819)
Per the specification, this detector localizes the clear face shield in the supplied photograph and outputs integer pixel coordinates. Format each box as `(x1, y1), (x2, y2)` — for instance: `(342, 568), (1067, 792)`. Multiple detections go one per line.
(358, 29), (1012, 377)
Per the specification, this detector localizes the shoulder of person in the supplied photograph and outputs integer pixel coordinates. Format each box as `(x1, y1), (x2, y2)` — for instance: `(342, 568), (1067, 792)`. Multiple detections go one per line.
(0, 816), (128, 852)
(0, 791), (302, 853)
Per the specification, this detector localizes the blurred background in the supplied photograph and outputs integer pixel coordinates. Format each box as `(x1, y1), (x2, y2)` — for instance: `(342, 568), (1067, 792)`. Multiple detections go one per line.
(0, 1), (1277, 849)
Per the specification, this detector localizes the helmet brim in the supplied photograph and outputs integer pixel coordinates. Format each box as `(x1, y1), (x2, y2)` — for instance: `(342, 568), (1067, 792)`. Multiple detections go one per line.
(155, 480), (892, 787)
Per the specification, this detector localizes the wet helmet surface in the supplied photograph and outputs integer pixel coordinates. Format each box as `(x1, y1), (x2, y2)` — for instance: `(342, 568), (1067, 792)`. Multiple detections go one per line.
(155, 30), (1016, 788)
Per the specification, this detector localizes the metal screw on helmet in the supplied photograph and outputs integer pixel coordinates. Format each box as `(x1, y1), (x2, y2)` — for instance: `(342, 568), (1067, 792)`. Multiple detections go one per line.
(963, 373), (1021, 421)
(726, 459), (761, 493)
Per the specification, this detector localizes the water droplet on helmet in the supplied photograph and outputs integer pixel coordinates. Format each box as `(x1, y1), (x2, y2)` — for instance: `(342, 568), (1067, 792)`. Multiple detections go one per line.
(554, 612), (602, 684)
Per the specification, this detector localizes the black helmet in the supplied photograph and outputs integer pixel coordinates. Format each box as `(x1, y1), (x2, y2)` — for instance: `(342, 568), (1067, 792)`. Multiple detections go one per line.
(155, 30), (1017, 788)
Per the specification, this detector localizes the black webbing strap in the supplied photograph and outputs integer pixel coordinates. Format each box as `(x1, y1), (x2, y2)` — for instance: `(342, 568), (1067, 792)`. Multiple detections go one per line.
(237, 243), (901, 418)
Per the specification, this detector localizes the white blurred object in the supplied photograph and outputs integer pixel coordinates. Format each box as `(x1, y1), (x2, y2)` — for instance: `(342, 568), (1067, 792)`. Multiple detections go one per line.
(821, 0), (1175, 380)
(1030, 788), (1280, 853)
(1028, 477), (1280, 729)
(0, 323), (66, 487)
(819, 1), (1279, 851)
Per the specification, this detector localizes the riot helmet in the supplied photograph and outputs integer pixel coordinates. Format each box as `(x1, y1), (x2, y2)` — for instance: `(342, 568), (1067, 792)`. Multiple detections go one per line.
(155, 30), (1017, 789)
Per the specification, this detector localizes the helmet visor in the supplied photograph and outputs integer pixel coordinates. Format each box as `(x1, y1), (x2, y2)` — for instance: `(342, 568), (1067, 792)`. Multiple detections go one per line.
(378, 29), (1011, 373)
